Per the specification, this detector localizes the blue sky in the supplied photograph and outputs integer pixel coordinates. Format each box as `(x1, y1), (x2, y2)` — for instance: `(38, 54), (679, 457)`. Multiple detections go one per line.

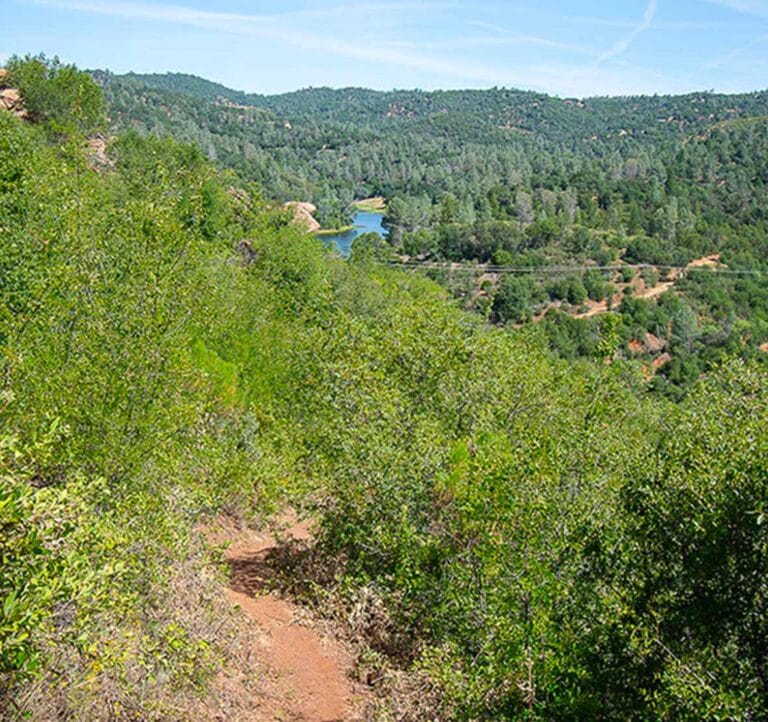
(3, 0), (768, 96)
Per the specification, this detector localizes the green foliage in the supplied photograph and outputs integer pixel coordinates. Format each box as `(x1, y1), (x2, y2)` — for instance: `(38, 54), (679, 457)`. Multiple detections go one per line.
(3, 59), (767, 721)
(91, 71), (768, 397)
(583, 269), (612, 301)
(349, 231), (396, 263)
(0, 442), (49, 686)
(0, 98), (296, 715)
(493, 275), (545, 323)
(575, 361), (768, 717)
(6, 54), (105, 135)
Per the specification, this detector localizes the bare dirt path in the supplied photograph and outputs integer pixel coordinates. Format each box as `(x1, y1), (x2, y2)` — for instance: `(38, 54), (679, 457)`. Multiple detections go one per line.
(204, 514), (367, 722)
(573, 255), (720, 319)
(573, 279), (674, 318)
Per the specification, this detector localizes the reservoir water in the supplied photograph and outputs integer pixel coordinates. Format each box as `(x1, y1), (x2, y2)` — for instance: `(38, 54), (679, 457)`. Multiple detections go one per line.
(319, 211), (387, 258)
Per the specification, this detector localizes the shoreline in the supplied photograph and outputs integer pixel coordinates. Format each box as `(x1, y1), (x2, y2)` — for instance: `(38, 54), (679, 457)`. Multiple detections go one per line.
(351, 197), (386, 213)
(316, 203), (387, 236)
(315, 225), (354, 236)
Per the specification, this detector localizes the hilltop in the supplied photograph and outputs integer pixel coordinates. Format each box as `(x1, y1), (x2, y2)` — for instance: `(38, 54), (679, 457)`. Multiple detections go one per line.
(101, 69), (768, 130)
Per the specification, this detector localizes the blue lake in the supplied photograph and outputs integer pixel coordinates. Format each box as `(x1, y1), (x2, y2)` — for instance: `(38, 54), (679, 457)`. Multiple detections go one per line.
(319, 211), (387, 258)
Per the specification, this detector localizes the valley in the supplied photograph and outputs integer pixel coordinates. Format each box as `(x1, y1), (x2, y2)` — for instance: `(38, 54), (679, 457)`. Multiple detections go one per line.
(1, 52), (767, 722)
(94, 70), (768, 396)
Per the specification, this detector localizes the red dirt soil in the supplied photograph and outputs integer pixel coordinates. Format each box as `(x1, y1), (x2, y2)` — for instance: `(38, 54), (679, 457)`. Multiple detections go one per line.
(205, 514), (368, 721)
(574, 254), (720, 320)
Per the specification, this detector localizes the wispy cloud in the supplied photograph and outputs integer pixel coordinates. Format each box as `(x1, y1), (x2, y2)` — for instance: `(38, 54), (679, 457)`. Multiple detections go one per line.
(486, 8), (751, 32)
(531, 0), (662, 94)
(522, 57), (691, 97)
(286, 2), (455, 19)
(389, 31), (595, 56)
(24, 0), (696, 96)
(701, 0), (768, 71)
(654, 19), (752, 28)
(33, 0), (271, 24)
(596, 0), (657, 64)
(703, 0), (768, 17)
(31, 0), (520, 86)
(705, 32), (768, 68)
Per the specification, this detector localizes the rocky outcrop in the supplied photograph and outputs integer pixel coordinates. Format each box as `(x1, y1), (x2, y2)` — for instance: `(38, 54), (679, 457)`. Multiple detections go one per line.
(226, 186), (251, 209)
(86, 134), (114, 171)
(0, 69), (28, 120)
(284, 201), (321, 232)
(0, 87), (28, 120)
(644, 332), (665, 354)
(236, 239), (260, 265)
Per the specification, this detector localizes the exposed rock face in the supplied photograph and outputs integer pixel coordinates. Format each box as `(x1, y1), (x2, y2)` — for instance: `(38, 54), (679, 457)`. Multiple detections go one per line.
(1, 87), (20, 105)
(0, 70), (29, 120)
(0, 87), (27, 119)
(284, 201), (321, 232)
(236, 239), (260, 265)
(86, 134), (114, 171)
(644, 332), (666, 354)
(226, 186), (251, 208)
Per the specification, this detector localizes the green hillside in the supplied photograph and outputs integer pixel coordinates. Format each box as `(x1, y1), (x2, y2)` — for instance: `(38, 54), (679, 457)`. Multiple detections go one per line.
(94, 70), (768, 398)
(1, 55), (767, 720)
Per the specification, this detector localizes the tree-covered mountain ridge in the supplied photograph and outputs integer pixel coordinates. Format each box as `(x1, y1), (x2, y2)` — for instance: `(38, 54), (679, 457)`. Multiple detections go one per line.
(92, 69), (768, 398)
(98, 69), (768, 140)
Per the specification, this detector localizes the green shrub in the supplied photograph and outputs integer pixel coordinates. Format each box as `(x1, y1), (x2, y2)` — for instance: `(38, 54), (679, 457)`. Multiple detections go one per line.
(6, 54), (105, 135)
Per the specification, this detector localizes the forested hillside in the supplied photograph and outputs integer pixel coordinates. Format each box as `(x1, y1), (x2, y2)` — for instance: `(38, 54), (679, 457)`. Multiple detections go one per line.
(96, 71), (768, 224)
(94, 70), (768, 397)
(2, 56), (767, 720)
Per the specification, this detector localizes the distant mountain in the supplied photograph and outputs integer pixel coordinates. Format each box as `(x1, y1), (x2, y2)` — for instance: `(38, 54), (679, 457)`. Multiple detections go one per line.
(92, 70), (768, 227)
(112, 71), (255, 105)
(99, 70), (768, 137)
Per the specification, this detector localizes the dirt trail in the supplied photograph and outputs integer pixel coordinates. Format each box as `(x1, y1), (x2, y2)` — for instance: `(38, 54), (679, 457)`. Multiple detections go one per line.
(634, 279), (676, 300)
(207, 514), (366, 721)
(574, 294), (617, 319)
(574, 280), (675, 318)
(574, 255), (720, 319)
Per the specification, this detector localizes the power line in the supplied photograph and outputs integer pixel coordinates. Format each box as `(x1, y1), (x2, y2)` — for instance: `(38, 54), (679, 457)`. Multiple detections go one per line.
(383, 260), (766, 276)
